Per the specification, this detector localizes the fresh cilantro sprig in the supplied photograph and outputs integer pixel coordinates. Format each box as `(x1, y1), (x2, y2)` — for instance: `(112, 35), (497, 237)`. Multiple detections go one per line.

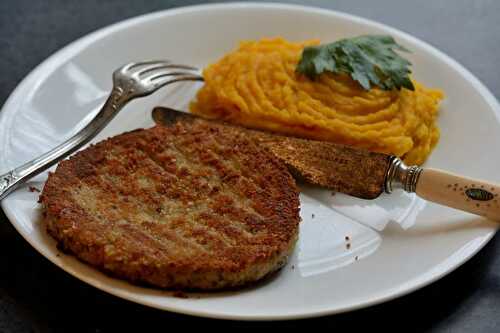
(296, 35), (414, 91)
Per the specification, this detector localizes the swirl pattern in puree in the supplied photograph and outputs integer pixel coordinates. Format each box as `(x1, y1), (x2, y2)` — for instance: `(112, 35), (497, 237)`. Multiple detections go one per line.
(190, 38), (444, 165)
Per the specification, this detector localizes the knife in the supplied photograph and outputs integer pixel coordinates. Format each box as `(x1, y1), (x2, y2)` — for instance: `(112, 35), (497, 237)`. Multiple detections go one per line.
(152, 107), (500, 221)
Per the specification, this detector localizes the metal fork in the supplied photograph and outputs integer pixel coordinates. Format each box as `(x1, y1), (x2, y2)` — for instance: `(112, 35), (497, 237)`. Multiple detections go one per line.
(0, 60), (203, 200)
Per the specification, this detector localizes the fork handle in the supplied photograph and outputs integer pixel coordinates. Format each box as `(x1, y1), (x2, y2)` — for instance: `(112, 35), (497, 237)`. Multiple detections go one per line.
(0, 87), (129, 201)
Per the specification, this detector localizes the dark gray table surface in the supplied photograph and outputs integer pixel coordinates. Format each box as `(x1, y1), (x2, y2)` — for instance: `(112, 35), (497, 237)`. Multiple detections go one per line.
(1, 0), (499, 332)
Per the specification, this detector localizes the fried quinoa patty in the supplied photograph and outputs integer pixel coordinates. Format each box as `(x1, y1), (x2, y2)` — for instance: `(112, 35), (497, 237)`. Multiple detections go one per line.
(40, 121), (300, 290)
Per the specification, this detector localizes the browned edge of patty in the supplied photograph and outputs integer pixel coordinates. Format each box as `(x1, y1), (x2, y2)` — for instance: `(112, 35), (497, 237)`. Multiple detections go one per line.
(39, 122), (301, 290)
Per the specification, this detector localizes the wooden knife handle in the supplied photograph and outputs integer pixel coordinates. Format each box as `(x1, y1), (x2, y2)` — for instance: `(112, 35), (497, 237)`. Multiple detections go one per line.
(416, 168), (500, 221)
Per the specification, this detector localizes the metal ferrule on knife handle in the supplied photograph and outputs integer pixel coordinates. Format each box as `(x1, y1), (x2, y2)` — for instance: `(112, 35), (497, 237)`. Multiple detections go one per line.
(384, 156), (423, 194)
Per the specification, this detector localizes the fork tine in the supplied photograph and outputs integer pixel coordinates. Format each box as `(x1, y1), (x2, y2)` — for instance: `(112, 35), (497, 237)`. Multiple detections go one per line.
(144, 70), (203, 82)
(151, 75), (204, 90)
(127, 60), (172, 70)
(120, 62), (138, 72)
(137, 64), (199, 77)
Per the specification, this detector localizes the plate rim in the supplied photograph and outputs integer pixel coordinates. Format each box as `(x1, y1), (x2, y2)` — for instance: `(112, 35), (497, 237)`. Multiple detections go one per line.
(1, 2), (499, 321)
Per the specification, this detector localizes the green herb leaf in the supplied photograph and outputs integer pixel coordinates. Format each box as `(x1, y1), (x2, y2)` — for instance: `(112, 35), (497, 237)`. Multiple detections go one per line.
(296, 35), (415, 91)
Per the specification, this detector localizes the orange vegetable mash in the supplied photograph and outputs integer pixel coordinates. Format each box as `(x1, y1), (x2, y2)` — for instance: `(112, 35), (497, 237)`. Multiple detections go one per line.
(190, 37), (444, 165)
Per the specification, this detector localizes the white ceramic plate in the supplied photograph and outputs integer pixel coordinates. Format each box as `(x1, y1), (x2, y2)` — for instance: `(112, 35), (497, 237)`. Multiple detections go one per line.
(1, 3), (499, 321)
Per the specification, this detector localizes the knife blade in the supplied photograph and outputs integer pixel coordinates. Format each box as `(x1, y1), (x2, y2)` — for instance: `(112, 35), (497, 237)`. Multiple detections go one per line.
(152, 106), (390, 199)
(152, 106), (500, 221)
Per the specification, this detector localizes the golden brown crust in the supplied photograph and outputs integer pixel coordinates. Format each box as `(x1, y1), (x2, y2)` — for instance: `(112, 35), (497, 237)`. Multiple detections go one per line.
(40, 122), (300, 290)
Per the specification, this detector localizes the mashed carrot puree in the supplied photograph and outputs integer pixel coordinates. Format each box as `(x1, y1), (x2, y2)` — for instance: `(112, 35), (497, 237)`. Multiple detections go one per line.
(190, 38), (443, 165)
